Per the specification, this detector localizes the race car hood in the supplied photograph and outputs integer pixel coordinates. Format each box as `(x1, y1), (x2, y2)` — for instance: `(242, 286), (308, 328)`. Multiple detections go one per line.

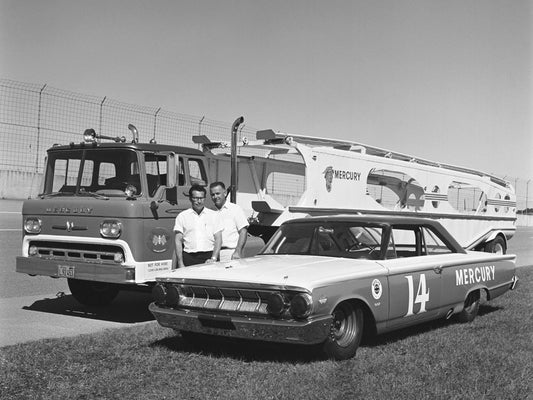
(155, 254), (387, 291)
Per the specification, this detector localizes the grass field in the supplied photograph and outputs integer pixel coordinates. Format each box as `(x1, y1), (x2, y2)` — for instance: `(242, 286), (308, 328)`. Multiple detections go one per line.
(1, 267), (532, 400)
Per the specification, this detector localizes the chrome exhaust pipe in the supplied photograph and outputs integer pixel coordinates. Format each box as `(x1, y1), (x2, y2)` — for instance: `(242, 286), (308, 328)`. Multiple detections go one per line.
(445, 308), (454, 319)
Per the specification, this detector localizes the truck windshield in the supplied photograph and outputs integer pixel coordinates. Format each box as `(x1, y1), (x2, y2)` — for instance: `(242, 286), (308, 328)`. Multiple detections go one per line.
(42, 148), (141, 197)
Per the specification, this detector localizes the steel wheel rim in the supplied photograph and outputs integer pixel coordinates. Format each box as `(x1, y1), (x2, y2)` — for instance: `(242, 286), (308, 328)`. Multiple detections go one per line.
(331, 304), (357, 347)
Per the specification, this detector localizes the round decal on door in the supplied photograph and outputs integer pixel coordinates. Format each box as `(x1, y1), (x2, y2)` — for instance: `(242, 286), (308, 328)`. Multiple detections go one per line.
(371, 279), (382, 300)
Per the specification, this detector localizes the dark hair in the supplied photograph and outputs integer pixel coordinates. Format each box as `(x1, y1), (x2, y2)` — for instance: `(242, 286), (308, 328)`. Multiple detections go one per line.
(209, 181), (226, 190)
(189, 185), (206, 197)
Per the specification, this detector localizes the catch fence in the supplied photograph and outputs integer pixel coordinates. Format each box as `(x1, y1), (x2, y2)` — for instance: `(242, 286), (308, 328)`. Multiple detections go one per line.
(0, 78), (531, 217)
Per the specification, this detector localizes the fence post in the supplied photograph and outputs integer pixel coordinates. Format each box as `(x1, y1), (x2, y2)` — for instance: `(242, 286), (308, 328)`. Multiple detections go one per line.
(28, 84), (47, 198)
(153, 107), (161, 143)
(99, 96), (107, 137)
(527, 180), (531, 214)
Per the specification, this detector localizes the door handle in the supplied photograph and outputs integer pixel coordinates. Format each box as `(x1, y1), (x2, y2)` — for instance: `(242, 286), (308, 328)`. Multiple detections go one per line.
(433, 266), (443, 274)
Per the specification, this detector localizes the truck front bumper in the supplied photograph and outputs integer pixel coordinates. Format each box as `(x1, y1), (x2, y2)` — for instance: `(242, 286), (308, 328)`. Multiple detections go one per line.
(149, 303), (333, 345)
(16, 256), (135, 284)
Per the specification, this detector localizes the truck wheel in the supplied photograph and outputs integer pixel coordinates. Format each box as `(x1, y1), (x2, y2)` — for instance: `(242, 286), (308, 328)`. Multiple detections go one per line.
(484, 236), (506, 254)
(68, 279), (119, 306)
(456, 290), (480, 323)
(322, 302), (364, 360)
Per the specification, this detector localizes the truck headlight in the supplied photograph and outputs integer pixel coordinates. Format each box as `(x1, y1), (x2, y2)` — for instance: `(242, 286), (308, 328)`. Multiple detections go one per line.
(24, 217), (42, 234)
(289, 293), (313, 319)
(100, 220), (122, 238)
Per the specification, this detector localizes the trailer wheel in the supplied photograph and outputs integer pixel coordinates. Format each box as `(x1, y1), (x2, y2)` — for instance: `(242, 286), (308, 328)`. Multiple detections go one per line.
(484, 236), (506, 254)
(68, 279), (119, 306)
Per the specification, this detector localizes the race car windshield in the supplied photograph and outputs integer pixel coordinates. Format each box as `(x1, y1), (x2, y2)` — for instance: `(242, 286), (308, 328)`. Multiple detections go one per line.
(261, 221), (387, 260)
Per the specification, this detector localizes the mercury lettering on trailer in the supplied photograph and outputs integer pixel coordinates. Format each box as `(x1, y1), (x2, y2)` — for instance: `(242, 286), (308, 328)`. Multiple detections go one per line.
(455, 265), (495, 286)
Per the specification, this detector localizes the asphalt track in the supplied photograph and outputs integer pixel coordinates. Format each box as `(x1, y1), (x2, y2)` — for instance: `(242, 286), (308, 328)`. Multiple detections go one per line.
(1, 200), (532, 348)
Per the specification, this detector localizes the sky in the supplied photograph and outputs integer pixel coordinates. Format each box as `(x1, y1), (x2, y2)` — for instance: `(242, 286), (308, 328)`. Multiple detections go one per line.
(1, 0), (532, 180)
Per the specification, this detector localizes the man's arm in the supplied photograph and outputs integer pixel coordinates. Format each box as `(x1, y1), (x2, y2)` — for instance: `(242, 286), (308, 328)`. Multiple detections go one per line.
(207, 230), (222, 263)
(232, 227), (248, 259)
(174, 232), (186, 268)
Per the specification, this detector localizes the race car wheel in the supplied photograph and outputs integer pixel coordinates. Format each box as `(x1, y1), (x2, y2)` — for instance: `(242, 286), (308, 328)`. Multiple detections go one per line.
(322, 302), (364, 360)
(68, 278), (120, 307)
(484, 236), (506, 254)
(456, 290), (480, 323)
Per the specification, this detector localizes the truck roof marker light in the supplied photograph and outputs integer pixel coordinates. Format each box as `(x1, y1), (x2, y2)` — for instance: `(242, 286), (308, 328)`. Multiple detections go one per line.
(83, 128), (97, 143)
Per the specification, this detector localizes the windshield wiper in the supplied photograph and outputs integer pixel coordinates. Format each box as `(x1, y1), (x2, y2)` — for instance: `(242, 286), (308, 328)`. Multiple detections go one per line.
(39, 192), (71, 199)
(77, 191), (109, 200)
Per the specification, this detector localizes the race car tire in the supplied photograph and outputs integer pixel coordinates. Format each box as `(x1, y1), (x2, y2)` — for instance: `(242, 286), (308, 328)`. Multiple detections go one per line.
(68, 278), (120, 307)
(484, 236), (506, 254)
(322, 302), (364, 360)
(456, 290), (480, 323)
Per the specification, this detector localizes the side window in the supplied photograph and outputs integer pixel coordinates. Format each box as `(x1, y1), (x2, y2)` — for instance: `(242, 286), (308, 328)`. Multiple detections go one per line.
(422, 227), (453, 255)
(145, 155), (167, 196)
(391, 228), (421, 257)
(188, 158), (207, 186)
(178, 158), (185, 186)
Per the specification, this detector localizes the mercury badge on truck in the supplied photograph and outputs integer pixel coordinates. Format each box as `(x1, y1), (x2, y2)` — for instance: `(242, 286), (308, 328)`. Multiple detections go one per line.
(16, 120), (262, 306)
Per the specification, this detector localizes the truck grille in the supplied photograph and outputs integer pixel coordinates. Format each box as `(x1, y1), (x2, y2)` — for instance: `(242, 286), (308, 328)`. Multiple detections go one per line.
(29, 240), (124, 264)
(175, 284), (271, 316)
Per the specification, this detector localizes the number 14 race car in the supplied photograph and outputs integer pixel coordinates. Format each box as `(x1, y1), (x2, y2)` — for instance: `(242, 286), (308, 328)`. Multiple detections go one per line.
(149, 215), (518, 360)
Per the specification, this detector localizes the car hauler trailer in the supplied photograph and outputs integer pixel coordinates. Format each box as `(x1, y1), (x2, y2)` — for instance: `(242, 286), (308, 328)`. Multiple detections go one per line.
(16, 119), (516, 306)
(199, 129), (516, 254)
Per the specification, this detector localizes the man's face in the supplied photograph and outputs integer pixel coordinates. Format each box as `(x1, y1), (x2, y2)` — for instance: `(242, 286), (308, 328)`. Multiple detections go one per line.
(190, 190), (206, 213)
(210, 185), (227, 209)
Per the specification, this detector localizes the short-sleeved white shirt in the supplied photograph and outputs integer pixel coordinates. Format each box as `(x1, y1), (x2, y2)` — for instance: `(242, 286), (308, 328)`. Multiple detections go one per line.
(216, 201), (249, 248)
(174, 207), (222, 252)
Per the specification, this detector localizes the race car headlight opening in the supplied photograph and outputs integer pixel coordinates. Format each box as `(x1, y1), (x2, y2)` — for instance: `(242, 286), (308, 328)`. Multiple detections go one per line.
(166, 285), (182, 307)
(267, 292), (287, 317)
(289, 293), (313, 319)
(100, 220), (122, 238)
(24, 217), (42, 234)
(152, 284), (167, 306)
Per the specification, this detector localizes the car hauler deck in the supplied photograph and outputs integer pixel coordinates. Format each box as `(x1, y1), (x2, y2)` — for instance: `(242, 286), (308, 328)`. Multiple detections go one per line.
(16, 120), (516, 306)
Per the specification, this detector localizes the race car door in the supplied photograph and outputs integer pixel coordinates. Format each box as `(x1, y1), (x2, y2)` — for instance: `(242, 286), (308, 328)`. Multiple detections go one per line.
(385, 225), (444, 330)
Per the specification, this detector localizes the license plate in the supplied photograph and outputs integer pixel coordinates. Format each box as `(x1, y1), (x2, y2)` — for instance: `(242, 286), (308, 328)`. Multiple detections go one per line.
(57, 265), (75, 278)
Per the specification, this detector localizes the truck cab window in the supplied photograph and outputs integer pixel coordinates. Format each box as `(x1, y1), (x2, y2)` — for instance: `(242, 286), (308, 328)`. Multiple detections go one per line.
(188, 158), (207, 186)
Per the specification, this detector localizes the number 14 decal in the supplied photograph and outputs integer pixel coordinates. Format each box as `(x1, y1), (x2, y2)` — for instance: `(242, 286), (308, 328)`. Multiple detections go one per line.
(404, 274), (430, 317)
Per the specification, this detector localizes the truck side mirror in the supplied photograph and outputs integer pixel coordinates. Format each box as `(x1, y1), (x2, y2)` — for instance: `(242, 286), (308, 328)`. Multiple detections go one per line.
(166, 153), (177, 188)
(166, 187), (177, 205)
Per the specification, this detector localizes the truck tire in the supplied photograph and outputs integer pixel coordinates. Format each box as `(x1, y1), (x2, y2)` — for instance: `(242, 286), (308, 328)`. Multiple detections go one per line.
(68, 278), (120, 306)
(484, 236), (506, 254)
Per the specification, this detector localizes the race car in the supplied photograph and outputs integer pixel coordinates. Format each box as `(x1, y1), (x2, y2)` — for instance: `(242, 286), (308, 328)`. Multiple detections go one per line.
(149, 215), (518, 360)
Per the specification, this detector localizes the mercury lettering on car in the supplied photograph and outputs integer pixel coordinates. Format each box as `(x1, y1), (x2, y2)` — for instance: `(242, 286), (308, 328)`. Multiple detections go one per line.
(455, 265), (495, 286)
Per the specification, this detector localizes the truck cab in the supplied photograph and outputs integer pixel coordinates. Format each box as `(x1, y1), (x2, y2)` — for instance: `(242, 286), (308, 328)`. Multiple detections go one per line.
(17, 130), (217, 306)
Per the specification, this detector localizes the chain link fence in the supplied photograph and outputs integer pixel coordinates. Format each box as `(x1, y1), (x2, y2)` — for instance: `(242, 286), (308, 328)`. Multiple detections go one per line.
(0, 78), (531, 219)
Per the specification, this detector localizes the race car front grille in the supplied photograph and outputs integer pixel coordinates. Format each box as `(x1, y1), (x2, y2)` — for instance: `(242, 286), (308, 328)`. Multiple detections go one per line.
(175, 284), (270, 316)
(28, 240), (124, 264)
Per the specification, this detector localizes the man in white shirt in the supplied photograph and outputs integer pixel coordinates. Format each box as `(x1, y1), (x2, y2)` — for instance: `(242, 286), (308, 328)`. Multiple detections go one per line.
(209, 181), (249, 262)
(173, 185), (222, 267)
